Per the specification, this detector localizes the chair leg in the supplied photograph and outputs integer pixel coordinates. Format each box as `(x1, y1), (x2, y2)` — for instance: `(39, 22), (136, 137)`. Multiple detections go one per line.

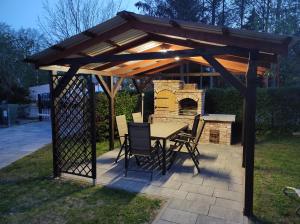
(185, 143), (201, 173)
(135, 155), (141, 166)
(115, 143), (125, 163)
(168, 142), (184, 170)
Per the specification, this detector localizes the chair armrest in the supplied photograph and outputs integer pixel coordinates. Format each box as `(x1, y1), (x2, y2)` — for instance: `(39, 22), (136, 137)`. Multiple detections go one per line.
(177, 132), (192, 137)
(171, 138), (188, 144)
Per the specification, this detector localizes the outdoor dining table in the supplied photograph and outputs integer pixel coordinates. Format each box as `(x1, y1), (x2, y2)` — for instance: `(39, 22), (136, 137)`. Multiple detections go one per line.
(149, 122), (188, 175)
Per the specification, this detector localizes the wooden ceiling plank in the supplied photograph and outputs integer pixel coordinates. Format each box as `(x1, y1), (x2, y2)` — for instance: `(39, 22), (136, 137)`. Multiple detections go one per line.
(120, 59), (177, 77)
(38, 22), (133, 66)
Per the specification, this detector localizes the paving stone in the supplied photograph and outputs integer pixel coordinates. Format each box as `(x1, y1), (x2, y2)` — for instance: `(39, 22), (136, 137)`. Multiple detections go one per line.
(215, 198), (243, 211)
(208, 206), (244, 223)
(154, 220), (176, 224)
(186, 193), (216, 204)
(202, 178), (229, 190)
(214, 189), (243, 202)
(196, 215), (239, 224)
(171, 173), (204, 185)
(168, 198), (210, 215)
(180, 183), (214, 196)
(160, 208), (198, 224)
(228, 183), (244, 193)
(162, 180), (182, 190)
(145, 185), (188, 199)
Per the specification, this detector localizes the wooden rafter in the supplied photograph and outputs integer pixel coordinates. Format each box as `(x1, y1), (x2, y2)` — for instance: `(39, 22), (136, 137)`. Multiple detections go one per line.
(149, 33), (277, 63)
(188, 56), (266, 74)
(121, 59), (177, 77)
(124, 16), (288, 55)
(202, 55), (246, 96)
(38, 22), (133, 66)
(110, 45), (188, 75)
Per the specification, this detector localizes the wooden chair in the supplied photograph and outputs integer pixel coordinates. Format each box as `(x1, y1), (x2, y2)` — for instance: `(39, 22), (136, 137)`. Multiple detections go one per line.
(170, 119), (205, 173)
(115, 115), (128, 163)
(132, 112), (143, 123)
(125, 122), (161, 180)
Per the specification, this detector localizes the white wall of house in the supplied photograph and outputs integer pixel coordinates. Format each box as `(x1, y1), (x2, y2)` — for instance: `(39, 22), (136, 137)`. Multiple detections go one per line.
(29, 84), (50, 101)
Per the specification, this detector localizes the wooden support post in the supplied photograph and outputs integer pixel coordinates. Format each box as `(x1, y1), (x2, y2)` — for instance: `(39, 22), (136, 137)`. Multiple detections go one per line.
(244, 51), (258, 217)
(242, 99), (246, 168)
(95, 75), (124, 151)
(210, 76), (214, 88)
(49, 71), (60, 178)
(88, 76), (97, 185)
(200, 77), (203, 88)
(108, 76), (115, 150)
(141, 92), (145, 121)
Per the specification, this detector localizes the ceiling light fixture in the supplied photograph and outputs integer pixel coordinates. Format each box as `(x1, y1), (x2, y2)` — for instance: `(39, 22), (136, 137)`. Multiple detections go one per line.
(175, 56), (180, 61)
(159, 43), (170, 53)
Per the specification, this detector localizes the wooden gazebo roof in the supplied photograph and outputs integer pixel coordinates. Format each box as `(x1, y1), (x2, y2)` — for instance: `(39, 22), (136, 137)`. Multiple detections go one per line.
(26, 11), (297, 77)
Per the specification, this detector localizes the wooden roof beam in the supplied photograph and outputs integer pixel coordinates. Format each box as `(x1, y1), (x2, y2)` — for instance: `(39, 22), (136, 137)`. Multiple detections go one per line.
(93, 35), (152, 71)
(108, 44), (187, 74)
(55, 47), (253, 65)
(149, 33), (277, 63)
(130, 20), (288, 55)
(120, 59), (177, 77)
(37, 22), (133, 66)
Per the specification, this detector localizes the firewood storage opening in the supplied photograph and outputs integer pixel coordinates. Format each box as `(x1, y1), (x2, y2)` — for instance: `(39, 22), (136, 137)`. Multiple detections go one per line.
(209, 129), (220, 144)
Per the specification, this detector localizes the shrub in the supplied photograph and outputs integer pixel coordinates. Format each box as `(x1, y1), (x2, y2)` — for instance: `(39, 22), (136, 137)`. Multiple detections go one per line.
(205, 87), (300, 132)
(95, 91), (139, 141)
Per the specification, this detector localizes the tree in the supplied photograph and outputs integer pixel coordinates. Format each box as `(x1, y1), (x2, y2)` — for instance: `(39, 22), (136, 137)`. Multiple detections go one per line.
(0, 23), (47, 103)
(135, 0), (206, 22)
(38, 0), (124, 45)
(243, 8), (262, 31)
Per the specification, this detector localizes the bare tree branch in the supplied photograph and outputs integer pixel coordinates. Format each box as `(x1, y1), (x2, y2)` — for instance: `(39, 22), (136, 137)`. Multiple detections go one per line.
(38, 0), (123, 46)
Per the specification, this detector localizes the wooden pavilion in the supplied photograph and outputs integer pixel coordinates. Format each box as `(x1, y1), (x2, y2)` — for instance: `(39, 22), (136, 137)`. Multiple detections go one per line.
(26, 11), (298, 217)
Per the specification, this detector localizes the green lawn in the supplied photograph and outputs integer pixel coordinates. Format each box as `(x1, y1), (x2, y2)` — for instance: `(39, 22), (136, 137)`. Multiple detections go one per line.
(0, 142), (161, 224)
(254, 134), (300, 223)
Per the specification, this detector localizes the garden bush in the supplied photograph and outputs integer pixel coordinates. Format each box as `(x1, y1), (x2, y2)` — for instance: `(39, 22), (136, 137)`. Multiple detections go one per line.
(95, 91), (139, 141)
(205, 87), (300, 132)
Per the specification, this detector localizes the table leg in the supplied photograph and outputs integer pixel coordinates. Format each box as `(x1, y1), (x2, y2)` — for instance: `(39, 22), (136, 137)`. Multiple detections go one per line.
(162, 139), (166, 175)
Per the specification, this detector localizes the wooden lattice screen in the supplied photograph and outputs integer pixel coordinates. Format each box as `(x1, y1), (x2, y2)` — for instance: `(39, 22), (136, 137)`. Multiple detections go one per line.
(50, 74), (96, 180)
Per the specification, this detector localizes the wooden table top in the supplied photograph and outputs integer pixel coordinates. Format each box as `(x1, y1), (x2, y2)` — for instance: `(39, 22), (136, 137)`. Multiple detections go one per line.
(150, 122), (188, 139)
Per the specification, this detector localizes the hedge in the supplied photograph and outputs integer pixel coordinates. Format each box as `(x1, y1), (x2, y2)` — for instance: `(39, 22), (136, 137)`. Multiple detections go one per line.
(205, 87), (300, 132)
(95, 87), (300, 141)
(95, 91), (139, 141)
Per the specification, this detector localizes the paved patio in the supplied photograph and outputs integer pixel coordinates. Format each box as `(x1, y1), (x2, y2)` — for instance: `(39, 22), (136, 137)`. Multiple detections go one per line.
(0, 121), (52, 169)
(94, 143), (248, 224)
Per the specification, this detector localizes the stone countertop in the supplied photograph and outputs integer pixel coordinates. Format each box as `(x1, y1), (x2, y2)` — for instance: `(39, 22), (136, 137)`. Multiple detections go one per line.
(202, 114), (236, 122)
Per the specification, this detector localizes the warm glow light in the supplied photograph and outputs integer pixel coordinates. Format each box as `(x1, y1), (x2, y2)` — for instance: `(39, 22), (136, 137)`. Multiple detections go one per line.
(159, 49), (168, 53)
(175, 56), (180, 61)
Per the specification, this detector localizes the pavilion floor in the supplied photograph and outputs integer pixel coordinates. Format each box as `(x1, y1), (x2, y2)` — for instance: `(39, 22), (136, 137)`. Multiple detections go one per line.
(64, 143), (248, 224)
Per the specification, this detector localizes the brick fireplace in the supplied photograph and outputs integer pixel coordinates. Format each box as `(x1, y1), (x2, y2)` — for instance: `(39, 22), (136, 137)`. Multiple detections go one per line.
(152, 80), (205, 126)
(152, 80), (235, 145)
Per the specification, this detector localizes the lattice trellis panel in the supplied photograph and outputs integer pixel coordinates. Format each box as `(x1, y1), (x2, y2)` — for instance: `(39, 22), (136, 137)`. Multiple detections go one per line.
(50, 74), (96, 179)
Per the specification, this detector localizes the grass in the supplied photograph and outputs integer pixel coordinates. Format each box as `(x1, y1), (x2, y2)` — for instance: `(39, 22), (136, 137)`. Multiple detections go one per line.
(0, 142), (161, 224)
(254, 134), (300, 224)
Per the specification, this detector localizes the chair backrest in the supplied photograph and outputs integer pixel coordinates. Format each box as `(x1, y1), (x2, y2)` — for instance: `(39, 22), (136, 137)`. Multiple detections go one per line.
(128, 122), (151, 155)
(116, 115), (128, 145)
(132, 112), (143, 123)
(191, 114), (201, 137)
(193, 119), (205, 148)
